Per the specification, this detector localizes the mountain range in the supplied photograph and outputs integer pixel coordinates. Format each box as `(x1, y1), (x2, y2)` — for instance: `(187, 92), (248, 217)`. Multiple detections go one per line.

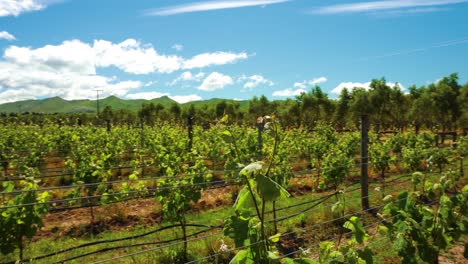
(0, 96), (250, 113)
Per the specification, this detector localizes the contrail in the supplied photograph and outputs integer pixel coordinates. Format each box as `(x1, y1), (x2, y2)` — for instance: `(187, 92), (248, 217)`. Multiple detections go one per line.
(357, 37), (468, 61)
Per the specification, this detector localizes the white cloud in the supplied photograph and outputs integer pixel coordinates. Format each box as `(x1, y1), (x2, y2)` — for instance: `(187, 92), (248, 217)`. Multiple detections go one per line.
(0, 38), (249, 103)
(3, 38), (248, 76)
(167, 71), (205, 86)
(309, 76), (327, 85)
(0, 0), (55, 17)
(146, 0), (291, 16)
(313, 0), (468, 14)
(331, 81), (405, 95)
(272, 88), (306, 97)
(0, 31), (15, 41)
(144, 81), (158, 87)
(293, 77), (327, 89)
(0, 39), (145, 103)
(5, 40), (96, 75)
(293, 82), (306, 89)
(172, 44), (184, 51)
(199, 72), (233, 91)
(0, 59), (142, 103)
(94, 39), (183, 74)
(183, 52), (248, 69)
(331, 82), (372, 95)
(170, 94), (202, 103)
(241, 74), (274, 89)
(374, 7), (448, 16)
(125, 91), (169, 100)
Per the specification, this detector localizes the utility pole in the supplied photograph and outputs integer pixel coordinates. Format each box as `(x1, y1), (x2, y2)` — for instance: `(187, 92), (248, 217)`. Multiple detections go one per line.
(93, 90), (103, 118)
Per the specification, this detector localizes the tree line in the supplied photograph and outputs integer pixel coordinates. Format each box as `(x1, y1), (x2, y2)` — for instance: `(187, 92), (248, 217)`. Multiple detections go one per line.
(1, 73), (467, 133)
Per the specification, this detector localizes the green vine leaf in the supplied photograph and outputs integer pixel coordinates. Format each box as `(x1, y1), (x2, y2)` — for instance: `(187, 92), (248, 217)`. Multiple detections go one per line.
(343, 216), (368, 244)
(234, 185), (260, 211)
(229, 249), (254, 264)
(256, 174), (290, 202)
(224, 210), (251, 248)
(269, 233), (281, 243)
(283, 258), (318, 264)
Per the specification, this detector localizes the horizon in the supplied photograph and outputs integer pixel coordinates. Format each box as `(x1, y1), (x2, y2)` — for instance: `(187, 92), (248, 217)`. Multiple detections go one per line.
(1, 0), (467, 104)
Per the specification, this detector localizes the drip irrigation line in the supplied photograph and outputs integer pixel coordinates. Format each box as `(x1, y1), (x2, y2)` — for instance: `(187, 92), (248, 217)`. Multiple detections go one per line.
(47, 181), (241, 212)
(184, 200), (407, 264)
(13, 223), (221, 264)
(1, 170), (448, 263)
(0, 160), (363, 195)
(279, 213), (402, 261)
(20, 177), (412, 263)
(53, 228), (216, 264)
(264, 192), (339, 215)
(1, 155), (334, 181)
(142, 192), (413, 263)
(1, 169), (216, 195)
(0, 155), (419, 193)
(1, 162), (168, 181)
(184, 239), (267, 264)
(269, 186), (374, 225)
(91, 230), (225, 264)
(266, 193), (337, 223)
(0, 156), (423, 182)
(0, 178), (241, 210)
(290, 195), (409, 235)
(0, 167), (415, 213)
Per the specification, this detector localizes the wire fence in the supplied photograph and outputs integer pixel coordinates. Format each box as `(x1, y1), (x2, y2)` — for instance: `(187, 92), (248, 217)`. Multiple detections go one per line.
(0, 175), (422, 264)
(1, 153), (428, 196)
(89, 194), (414, 264)
(0, 161), (418, 211)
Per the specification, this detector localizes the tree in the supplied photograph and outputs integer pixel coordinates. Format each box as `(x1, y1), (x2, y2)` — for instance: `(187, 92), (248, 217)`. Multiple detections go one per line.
(409, 87), (435, 133)
(349, 87), (372, 130)
(457, 83), (468, 133)
(169, 103), (182, 123)
(100, 105), (114, 121)
(368, 78), (393, 132)
(334, 88), (351, 130)
(389, 85), (409, 132)
(215, 100), (228, 118)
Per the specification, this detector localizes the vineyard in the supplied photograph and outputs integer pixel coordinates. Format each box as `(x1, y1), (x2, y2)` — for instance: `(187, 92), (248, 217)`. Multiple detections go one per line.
(0, 116), (467, 264)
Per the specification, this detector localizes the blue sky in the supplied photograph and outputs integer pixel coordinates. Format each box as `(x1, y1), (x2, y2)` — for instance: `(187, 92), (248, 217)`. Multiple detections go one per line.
(0, 0), (467, 104)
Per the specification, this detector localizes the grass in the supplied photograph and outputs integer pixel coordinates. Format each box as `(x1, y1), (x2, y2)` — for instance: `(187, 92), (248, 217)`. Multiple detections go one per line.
(1, 160), (466, 264)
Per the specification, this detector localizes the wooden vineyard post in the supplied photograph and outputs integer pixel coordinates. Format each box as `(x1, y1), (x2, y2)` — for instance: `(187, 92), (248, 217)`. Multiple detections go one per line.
(361, 114), (370, 211)
(106, 119), (111, 133)
(256, 116), (264, 160)
(140, 118), (144, 148)
(187, 115), (194, 151)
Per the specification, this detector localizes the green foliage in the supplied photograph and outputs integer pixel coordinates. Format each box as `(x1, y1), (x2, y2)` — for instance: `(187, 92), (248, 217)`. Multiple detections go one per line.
(426, 147), (451, 173)
(382, 183), (468, 263)
(402, 146), (425, 171)
(322, 148), (353, 189)
(311, 217), (373, 264)
(369, 140), (394, 177)
(0, 179), (49, 258)
(457, 136), (468, 157)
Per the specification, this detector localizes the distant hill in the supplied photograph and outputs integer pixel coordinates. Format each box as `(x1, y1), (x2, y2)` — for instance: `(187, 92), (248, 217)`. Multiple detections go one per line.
(0, 96), (249, 113)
